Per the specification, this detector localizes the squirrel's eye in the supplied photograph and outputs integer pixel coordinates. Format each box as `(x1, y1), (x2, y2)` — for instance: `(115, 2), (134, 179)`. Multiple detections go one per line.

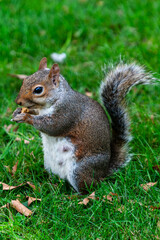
(33, 86), (43, 94)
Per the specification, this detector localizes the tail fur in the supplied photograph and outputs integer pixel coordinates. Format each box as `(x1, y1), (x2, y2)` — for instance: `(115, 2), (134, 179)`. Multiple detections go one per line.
(100, 63), (156, 174)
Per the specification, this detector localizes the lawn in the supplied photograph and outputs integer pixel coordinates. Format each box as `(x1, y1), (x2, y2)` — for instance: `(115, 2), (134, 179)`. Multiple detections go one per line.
(0, 0), (160, 239)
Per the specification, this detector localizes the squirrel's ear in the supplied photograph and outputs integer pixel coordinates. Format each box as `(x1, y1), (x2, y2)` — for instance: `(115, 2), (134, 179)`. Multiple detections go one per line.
(38, 57), (47, 70)
(48, 63), (60, 86)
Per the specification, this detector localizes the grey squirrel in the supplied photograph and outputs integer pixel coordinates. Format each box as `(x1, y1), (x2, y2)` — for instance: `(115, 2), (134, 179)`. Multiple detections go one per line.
(12, 57), (155, 194)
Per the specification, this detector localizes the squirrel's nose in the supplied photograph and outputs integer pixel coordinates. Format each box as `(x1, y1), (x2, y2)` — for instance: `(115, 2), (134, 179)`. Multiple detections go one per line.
(15, 97), (23, 106)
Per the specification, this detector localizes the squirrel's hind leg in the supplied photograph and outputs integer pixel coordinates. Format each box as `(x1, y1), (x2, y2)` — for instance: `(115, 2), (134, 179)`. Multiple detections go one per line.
(70, 153), (110, 194)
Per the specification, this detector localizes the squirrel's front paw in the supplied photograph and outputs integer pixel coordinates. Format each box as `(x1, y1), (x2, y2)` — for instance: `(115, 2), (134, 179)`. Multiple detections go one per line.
(11, 112), (33, 125)
(11, 113), (27, 123)
(12, 107), (22, 118)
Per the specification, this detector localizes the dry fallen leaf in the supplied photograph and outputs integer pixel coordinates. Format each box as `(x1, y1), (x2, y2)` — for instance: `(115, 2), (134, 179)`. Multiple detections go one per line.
(117, 205), (125, 213)
(29, 137), (34, 140)
(0, 203), (9, 209)
(78, 191), (96, 205)
(106, 195), (113, 202)
(109, 192), (118, 196)
(140, 182), (157, 191)
(0, 182), (24, 190)
(26, 181), (36, 190)
(12, 160), (18, 175)
(103, 192), (118, 202)
(10, 199), (33, 217)
(0, 181), (37, 191)
(26, 196), (41, 206)
(15, 137), (34, 144)
(15, 137), (22, 142)
(88, 191), (96, 200)
(78, 198), (89, 205)
(9, 73), (28, 80)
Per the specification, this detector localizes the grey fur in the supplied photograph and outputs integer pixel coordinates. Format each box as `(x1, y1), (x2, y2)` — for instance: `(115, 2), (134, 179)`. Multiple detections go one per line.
(12, 62), (157, 193)
(100, 63), (156, 173)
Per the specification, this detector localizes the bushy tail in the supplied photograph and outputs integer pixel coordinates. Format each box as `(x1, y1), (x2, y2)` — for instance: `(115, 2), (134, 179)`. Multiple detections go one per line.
(100, 63), (156, 174)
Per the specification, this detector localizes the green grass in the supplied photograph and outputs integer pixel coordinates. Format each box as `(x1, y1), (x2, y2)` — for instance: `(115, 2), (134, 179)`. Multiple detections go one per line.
(0, 0), (160, 239)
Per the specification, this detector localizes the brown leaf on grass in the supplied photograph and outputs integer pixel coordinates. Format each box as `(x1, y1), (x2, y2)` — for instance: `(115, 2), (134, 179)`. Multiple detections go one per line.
(88, 191), (96, 200)
(15, 137), (34, 144)
(0, 181), (37, 191)
(78, 198), (89, 205)
(0, 182), (24, 190)
(12, 161), (18, 175)
(4, 161), (18, 176)
(153, 165), (160, 173)
(9, 73), (28, 80)
(10, 199), (33, 217)
(0, 203), (9, 209)
(26, 196), (41, 206)
(140, 182), (157, 191)
(26, 181), (36, 190)
(78, 192), (96, 205)
(109, 192), (118, 196)
(117, 205), (125, 213)
(15, 137), (22, 142)
(106, 195), (113, 202)
(103, 192), (118, 202)
(24, 137), (34, 144)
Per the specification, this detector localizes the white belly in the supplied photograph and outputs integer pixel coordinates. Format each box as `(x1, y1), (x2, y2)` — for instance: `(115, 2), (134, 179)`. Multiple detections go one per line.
(41, 133), (77, 190)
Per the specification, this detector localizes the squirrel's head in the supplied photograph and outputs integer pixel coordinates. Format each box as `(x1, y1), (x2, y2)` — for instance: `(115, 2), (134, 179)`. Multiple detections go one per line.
(15, 57), (69, 110)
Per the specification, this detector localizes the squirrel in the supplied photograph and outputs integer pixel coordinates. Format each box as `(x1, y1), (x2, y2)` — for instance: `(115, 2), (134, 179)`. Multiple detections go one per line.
(12, 57), (155, 194)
